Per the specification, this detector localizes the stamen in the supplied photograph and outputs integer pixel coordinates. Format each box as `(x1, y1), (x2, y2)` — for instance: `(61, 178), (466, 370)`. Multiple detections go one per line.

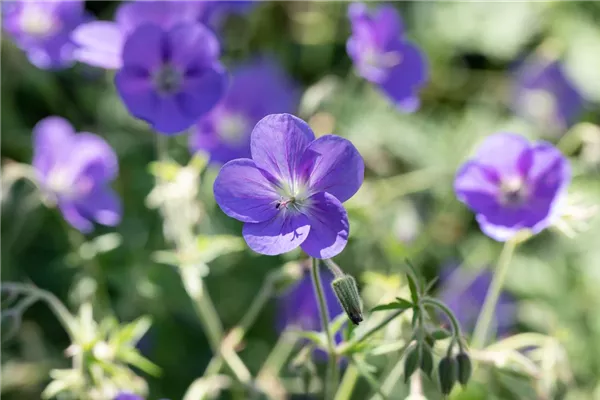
(153, 65), (183, 95)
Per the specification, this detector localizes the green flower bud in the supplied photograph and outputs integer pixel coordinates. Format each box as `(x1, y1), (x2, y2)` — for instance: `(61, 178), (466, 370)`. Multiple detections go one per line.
(456, 352), (472, 386)
(404, 345), (420, 382)
(420, 344), (434, 377)
(331, 275), (363, 325)
(438, 356), (458, 395)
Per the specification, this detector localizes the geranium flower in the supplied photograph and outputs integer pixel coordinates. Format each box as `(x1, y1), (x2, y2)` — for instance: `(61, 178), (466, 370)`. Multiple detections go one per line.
(190, 58), (298, 164)
(3, 0), (87, 69)
(32, 116), (122, 233)
(213, 113), (364, 258)
(346, 3), (428, 112)
(454, 133), (571, 241)
(114, 23), (227, 134)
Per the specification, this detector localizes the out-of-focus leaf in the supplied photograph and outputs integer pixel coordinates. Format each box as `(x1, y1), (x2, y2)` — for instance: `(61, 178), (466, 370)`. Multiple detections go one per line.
(148, 160), (181, 181)
(110, 316), (152, 350)
(196, 235), (245, 264)
(118, 348), (161, 377)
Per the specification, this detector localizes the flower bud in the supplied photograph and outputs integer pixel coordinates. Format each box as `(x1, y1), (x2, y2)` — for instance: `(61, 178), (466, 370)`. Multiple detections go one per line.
(456, 352), (472, 386)
(420, 344), (434, 377)
(404, 345), (420, 382)
(331, 275), (363, 325)
(438, 356), (458, 395)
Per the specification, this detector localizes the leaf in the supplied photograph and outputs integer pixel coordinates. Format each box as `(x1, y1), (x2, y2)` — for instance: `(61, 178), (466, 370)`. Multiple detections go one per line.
(196, 235), (244, 264)
(371, 300), (412, 313)
(406, 272), (420, 304)
(330, 313), (348, 336)
(292, 330), (327, 348)
(395, 297), (414, 308)
(110, 316), (152, 350)
(119, 349), (162, 377)
(344, 319), (357, 341)
(430, 328), (452, 341)
(42, 379), (72, 399)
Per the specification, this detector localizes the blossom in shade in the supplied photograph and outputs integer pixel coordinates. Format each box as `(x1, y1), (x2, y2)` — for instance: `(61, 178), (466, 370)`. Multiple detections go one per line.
(114, 394), (143, 400)
(2, 0), (86, 69)
(190, 58), (298, 164)
(438, 263), (516, 337)
(71, 1), (206, 69)
(213, 113), (364, 258)
(454, 133), (571, 241)
(33, 117), (122, 233)
(114, 23), (227, 134)
(346, 3), (428, 112)
(277, 268), (344, 354)
(513, 55), (584, 133)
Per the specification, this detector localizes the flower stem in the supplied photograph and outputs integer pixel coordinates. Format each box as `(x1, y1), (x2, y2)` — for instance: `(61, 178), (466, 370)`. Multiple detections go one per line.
(334, 363), (359, 400)
(339, 307), (408, 354)
(421, 298), (463, 343)
(471, 237), (518, 349)
(310, 257), (338, 399)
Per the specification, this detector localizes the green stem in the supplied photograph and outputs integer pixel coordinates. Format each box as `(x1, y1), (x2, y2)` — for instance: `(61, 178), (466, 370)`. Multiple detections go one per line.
(471, 238), (518, 349)
(1, 283), (78, 340)
(421, 298), (463, 341)
(334, 364), (359, 400)
(310, 257), (338, 399)
(339, 308), (408, 354)
(352, 358), (388, 400)
(368, 342), (412, 400)
(323, 259), (345, 278)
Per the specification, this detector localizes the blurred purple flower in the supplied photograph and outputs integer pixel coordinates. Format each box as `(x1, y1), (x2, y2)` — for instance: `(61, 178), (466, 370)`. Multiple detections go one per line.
(190, 58), (298, 164)
(72, 1), (211, 69)
(2, 0), (86, 69)
(33, 117), (122, 233)
(438, 264), (516, 338)
(454, 133), (571, 241)
(277, 268), (344, 355)
(346, 3), (428, 112)
(114, 23), (227, 134)
(213, 113), (364, 258)
(114, 394), (143, 400)
(513, 56), (584, 133)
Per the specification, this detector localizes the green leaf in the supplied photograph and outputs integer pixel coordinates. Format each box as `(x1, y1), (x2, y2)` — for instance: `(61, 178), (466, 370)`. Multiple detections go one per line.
(42, 379), (72, 399)
(110, 316), (152, 350)
(395, 297), (414, 308)
(371, 300), (412, 313)
(330, 313), (348, 335)
(196, 235), (244, 264)
(119, 348), (162, 377)
(406, 272), (420, 304)
(344, 318), (357, 341)
(292, 330), (327, 348)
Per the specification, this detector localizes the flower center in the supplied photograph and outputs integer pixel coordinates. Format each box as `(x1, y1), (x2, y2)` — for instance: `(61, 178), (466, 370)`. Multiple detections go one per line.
(46, 168), (91, 200)
(274, 181), (311, 213)
(19, 5), (58, 37)
(153, 65), (183, 95)
(364, 47), (402, 69)
(499, 177), (529, 206)
(216, 113), (249, 145)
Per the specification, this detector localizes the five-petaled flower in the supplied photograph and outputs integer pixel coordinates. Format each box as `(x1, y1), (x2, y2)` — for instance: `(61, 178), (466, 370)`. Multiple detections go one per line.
(3, 0), (87, 69)
(454, 133), (571, 241)
(114, 23), (227, 134)
(190, 57), (298, 164)
(213, 113), (364, 258)
(438, 262), (515, 338)
(513, 54), (584, 134)
(346, 3), (428, 112)
(33, 116), (122, 233)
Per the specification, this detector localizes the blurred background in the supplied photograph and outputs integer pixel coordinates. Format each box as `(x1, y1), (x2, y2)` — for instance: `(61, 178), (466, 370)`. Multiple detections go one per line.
(2, 1), (600, 399)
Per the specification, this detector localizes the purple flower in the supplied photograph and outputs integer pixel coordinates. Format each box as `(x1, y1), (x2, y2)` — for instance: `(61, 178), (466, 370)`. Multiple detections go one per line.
(513, 56), (584, 133)
(33, 117), (122, 233)
(438, 263), (516, 338)
(72, 1), (207, 69)
(114, 394), (143, 400)
(114, 22), (227, 134)
(277, 268), (344, 355)
(2, 0), (86, 69)
(346, 3), (428, 112)
(454, 133), (571, 241)
(190, 58), (298, 164)
(213, 114), (364, 258)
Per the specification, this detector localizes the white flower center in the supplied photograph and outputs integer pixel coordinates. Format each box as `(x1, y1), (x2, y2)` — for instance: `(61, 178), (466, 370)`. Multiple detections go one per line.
(499, 176), (529, 206)
(153, 65), (183, 95)
(216, 113), (249, 145)
(19, 5), (57, 37)
(46, 168), (90, 199)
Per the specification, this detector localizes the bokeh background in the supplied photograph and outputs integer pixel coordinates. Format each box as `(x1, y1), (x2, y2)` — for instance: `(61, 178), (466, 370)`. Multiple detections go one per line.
(2, 1), (600, 399)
